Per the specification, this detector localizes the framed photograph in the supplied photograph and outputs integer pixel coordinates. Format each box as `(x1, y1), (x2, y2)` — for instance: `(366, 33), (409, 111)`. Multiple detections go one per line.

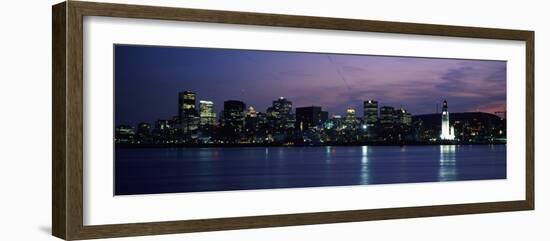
(52, 1), (534, 240)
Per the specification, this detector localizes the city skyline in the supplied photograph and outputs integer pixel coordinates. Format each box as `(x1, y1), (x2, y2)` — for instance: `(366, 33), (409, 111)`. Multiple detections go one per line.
(115, 90), (482, 129)
(115, 45), (506, 127)
(115, 88), (506, 146)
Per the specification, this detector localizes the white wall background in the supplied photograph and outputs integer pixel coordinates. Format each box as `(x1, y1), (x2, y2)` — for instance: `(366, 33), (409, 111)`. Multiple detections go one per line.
(0, 0), (546, 240)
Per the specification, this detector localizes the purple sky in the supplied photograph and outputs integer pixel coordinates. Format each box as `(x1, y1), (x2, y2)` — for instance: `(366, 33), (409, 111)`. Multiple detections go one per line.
(115, 45), (506, 126)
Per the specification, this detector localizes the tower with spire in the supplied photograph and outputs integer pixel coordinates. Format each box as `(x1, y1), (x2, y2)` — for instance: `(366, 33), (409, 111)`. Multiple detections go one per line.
(440, 100), (455, 140)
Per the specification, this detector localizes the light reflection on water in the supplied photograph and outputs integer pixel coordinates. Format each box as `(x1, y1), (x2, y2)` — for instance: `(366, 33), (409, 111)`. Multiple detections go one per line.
(361, 146), (368, 164)
(360, 145), (370, 184)
(115, 145), (506, 195)
(439, 145), (457, 181)
(325, 146), (332, 164)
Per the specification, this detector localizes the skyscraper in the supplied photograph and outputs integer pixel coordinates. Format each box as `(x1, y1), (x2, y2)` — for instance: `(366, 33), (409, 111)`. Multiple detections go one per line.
(246, 106), (258, 118)
(397, 107), (412, 126)
(244, 106), (265, 142)
(222, 100), (246, 138)
(199, 100), (216, 126)
(178, 91), (197, 120)
(363, 100), (378, 125)
(295, 106), (325, 131)
(178, 91), (199, 135)
(269, 97), (295, 132)
(272, 97), (293, 116)
(344, 107), (358, 130)
(379, 106), (396, 124)
(440, 100), (455, 140)
(346, 107), (356, 120)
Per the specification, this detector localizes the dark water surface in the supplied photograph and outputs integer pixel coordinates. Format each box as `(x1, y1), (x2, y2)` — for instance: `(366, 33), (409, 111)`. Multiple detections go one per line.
(114, 145), (506, 195)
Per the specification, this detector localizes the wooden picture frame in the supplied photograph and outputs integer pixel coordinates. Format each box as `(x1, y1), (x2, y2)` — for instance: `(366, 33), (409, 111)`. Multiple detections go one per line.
(52, 1), (534, 240)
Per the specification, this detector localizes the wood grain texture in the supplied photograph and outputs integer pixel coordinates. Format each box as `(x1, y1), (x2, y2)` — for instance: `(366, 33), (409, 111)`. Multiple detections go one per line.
(52, 2), (67, 240)
(525, 32), (535, 209)
(51, 1), (535, 240)
(66, 1), (85, 240)
(73, 201), (530, 240)
(71, 1), (533, 40)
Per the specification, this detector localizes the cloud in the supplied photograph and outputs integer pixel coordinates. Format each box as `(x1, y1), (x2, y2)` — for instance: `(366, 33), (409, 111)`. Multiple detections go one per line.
(116, 45), (508, 125)
(434, 66), (474, 92)
(484, 64), (507, 83)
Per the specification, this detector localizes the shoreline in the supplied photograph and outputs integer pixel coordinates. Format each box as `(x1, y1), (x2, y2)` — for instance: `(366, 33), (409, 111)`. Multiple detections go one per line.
(115, 141), (506, 149)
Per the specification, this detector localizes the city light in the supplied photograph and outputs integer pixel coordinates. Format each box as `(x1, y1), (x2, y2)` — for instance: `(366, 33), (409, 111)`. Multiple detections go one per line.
(115, 92), (506, 146)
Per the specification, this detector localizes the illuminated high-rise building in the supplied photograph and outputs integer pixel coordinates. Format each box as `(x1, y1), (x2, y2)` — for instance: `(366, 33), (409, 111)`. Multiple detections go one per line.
(440, 100), (455, 140)
(199, 100), (216, 126)
(397, 107), (412, 126)
(223, 100), (246, 136)
(246, 106), (258, 118)
(178, 91), (197, 119)
(363, 100), (378, 125)
(272, 97), (292, 116)
(379, 106), (396, 124)
(178, 91), (199, 135)
(269, 97), (295, 132)
(344, 107), (358, 130)
(345, 107), (356, 123)
(244, 106), (266, 142)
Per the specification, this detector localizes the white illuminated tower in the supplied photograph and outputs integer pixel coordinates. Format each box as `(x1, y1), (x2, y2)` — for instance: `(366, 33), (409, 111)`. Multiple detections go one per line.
(440, 100), (455, 140)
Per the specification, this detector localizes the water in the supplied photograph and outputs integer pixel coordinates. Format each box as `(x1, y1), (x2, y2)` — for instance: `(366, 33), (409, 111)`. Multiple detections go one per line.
(114, 145), (506, 195)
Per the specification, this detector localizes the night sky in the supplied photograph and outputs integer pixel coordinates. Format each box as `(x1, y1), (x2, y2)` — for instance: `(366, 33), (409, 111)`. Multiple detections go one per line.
(115, 45), (506, 127)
